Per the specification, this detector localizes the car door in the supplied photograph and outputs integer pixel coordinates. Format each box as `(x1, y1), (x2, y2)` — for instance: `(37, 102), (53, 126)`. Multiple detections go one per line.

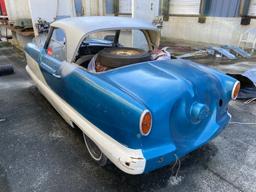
(39, 27), (67, 97)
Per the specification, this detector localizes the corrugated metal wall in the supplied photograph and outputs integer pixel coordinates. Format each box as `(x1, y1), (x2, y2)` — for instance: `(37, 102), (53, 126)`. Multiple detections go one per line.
(169, 0), (201, 15)
(204, 0), (240, 17)
(249, 0), (256, 16)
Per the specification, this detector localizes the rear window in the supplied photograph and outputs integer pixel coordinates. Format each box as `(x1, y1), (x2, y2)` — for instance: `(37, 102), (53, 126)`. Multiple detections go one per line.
(85, 29), (149, 51)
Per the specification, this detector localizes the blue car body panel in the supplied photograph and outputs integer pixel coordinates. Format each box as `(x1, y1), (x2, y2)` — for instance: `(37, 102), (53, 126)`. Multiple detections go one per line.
(25, 43), (236, 173)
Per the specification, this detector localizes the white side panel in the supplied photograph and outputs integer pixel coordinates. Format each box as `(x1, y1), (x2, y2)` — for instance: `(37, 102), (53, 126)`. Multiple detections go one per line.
(25, 53), (47, 84)
(169, 0), (200, 15)
(25, 54), (72, 125)
(132, 0), (159, 49)
(28, 0), (76, 36)
(82, 0), (103, 16)
(4, 0), (16, 20)
(119, 0), (132, 14)
(249, 0), (256, 16)
(25, 62), (74, 126)
(82, 0), (91, 16)
(28, 0), (58, 23)
(5, 0), (31, 20)
(132, 0), (159, 21)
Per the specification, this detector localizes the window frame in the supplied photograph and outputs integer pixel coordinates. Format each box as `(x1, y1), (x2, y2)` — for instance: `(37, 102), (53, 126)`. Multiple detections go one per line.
(78, 29), (152, 51)
(43, 27), (67, 61)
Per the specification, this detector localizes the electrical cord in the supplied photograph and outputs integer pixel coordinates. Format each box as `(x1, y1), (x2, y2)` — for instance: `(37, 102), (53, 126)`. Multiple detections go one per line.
(244, 98), (256, 104)
(230, 121), (256, 125)
(171, 154), (181, 177)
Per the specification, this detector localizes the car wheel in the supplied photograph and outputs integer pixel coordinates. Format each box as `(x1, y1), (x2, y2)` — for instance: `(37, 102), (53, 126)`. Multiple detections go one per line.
(83, 133), (108, 166)
(97, 47), (151, 68)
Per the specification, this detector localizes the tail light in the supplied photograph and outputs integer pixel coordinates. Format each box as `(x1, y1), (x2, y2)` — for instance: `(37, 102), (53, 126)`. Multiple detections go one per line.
(140, 110), (152, 136)
(47, 48), (53, 56)
(231, 81), (240, 100)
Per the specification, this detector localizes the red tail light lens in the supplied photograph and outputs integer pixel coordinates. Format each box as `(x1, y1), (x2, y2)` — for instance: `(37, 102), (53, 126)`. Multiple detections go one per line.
(47, 48), (53, 56)
(140, 110), (152, 136)
(232, 81), (240, 100)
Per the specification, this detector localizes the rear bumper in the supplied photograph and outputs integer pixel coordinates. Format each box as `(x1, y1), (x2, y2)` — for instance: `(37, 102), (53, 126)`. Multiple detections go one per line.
(143, 112), (231, 173)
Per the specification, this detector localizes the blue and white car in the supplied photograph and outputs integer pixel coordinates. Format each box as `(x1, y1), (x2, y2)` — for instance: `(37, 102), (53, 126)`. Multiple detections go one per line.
(25, 16), (240, 175)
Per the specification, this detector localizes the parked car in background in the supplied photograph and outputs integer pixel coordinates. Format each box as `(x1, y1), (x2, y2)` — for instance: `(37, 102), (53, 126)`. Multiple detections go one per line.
(25, 16), (240, 174)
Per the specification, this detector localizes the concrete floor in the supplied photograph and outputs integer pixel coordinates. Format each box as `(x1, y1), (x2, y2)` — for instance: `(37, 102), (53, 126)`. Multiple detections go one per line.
(0, 43), (256, 192)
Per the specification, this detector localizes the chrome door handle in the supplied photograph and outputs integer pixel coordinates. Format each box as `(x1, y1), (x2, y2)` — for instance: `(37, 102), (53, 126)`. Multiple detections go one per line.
(52, 73), (61, 78)
(40, 62), (61, 78)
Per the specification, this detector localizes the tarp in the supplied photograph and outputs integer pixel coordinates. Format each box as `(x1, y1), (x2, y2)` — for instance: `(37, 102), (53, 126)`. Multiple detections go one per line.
(228, 68), (256, 100)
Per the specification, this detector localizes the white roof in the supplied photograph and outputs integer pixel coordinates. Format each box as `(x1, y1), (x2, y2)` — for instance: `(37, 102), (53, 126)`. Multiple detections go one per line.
(51, 16), (160, 62)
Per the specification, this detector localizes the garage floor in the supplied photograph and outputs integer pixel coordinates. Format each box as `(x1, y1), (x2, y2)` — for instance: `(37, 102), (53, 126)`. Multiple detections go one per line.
(0, 43), (256, 192)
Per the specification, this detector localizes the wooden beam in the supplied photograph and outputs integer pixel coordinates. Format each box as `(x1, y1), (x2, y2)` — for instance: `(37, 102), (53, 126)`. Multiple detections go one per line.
(161, 0), (170, 21)
(113, 0), (119, 16)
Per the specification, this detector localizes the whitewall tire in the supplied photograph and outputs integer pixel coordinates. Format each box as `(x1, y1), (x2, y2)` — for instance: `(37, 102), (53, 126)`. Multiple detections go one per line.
(83, 133), (108, 166)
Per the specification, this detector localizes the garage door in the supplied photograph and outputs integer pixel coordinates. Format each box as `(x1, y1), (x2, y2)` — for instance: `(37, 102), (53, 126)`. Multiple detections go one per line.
(248, 0), (256, 16)
(169, 0), (201, 15)
(119, 0), (131, 14)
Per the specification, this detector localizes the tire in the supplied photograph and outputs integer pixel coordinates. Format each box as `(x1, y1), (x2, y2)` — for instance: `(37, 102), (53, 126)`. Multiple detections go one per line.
(83, 133), (108, 166)
(97, 47), (151, 68)
(0, 64), (14, 76)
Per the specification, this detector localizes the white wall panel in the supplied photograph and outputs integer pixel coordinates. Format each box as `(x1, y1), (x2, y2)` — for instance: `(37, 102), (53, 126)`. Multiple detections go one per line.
(132, 0), (159, 49)
(169, 0), (200, 15)
(119, 0), (131, 14)
(249, 0), (256, 16)
(5, 0), (31, 20)
(29, 0), (76, 36)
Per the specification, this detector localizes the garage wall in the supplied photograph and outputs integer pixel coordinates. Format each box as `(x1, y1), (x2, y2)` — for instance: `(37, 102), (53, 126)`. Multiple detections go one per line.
(161, 16), (256, 45)
(80, 0), (256, 47)
(160, 0), (256, 46)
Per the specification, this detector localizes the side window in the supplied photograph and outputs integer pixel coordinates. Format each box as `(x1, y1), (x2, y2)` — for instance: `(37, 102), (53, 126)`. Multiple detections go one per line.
(47, 28), (67, 61)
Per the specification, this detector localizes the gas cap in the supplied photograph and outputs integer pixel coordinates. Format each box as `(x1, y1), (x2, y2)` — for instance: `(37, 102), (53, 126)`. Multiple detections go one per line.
(190, 102), (210, 124)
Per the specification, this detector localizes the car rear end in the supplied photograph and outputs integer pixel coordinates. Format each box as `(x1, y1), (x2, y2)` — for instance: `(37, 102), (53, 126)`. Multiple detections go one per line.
(98, 59), (240, 173)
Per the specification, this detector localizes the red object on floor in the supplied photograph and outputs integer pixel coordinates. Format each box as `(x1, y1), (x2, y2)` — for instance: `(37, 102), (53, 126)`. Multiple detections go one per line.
(0, 0), (7, 16)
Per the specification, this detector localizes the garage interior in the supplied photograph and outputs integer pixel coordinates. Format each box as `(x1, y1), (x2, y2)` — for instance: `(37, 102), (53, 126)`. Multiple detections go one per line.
(1, 0), (256, 192)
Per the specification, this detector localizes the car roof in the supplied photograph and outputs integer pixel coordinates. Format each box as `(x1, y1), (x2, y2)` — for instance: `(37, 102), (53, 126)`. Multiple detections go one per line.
(52, 16), (159, 34)
(51, 16), (160, 62)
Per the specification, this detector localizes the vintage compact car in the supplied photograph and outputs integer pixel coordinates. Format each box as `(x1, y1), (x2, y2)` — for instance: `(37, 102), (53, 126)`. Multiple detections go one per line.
(25, 16), (240, 175)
